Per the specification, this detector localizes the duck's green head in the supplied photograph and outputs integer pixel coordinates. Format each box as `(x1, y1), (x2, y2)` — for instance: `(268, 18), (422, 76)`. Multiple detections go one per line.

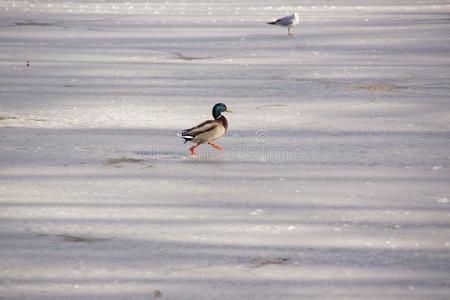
(212, 103), (233, 119)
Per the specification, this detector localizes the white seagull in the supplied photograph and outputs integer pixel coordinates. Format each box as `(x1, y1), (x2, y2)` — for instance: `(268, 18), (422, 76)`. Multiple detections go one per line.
(267, 12), (300, 36)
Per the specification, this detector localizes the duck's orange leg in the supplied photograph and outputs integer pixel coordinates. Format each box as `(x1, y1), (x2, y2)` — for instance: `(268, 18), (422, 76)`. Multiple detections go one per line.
(208, 142), (224, 151)
(189, 144), (200, 155)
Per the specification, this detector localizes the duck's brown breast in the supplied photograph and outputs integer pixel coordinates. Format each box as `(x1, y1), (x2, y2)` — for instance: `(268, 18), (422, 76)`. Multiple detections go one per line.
(217, 115), (228, 131)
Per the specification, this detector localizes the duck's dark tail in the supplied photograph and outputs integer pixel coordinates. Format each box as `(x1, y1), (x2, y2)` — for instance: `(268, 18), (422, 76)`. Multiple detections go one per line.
(267, 21), (277, 25)
(179, 133), (194, 144)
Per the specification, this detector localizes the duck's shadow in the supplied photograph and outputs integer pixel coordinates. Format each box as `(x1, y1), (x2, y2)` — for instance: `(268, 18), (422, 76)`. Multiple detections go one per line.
(181, 156), (228, 164)
(133, 149), (227, 163)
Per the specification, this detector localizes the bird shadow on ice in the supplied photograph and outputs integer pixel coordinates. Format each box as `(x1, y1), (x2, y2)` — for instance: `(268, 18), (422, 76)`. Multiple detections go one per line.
(134, 150), (184, 158)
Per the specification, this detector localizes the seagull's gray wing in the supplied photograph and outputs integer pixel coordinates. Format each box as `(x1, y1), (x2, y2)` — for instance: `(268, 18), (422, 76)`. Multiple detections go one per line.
(275, 14), (295, 26)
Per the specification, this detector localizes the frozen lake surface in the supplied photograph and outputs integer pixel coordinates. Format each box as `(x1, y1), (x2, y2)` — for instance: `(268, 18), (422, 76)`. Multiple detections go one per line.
(1, 1), (449, 299)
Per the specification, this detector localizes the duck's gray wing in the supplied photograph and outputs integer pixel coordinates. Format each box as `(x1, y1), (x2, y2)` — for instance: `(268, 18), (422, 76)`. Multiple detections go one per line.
(182, 120), (215, 134)
(180, 120), (221, 143)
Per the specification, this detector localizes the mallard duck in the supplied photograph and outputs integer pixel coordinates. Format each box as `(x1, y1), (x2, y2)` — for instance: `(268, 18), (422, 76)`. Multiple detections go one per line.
(180, 103), (233, 155)
(267, 12), (299, 36)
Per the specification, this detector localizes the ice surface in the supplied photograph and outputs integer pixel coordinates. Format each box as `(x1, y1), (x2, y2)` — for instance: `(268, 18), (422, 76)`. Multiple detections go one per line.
(1, 0), (449, 299)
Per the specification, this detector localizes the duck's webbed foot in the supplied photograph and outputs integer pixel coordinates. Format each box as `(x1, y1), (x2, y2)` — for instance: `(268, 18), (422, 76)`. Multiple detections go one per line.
(208, 142), (224, 151)
(189, 144), (200, 155)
